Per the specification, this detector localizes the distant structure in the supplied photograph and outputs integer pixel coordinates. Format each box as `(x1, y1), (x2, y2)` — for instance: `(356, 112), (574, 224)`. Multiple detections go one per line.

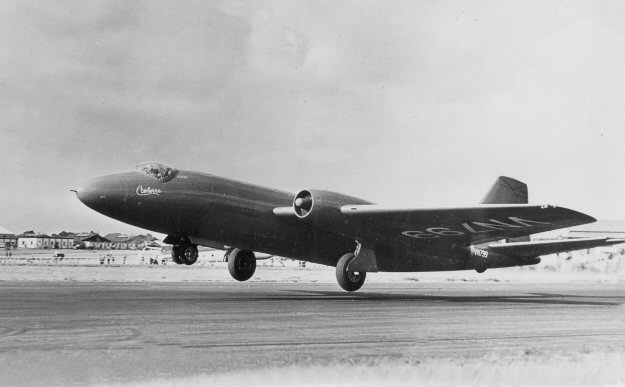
(50, 234), (75, 249)
(1, 228), (159, 250)
(72, 232), (112, 249)
(0, 226), (17, 249)
(104, 233), (155, 250)
(16, 231), (72, 249)
(17, 232), (52, 249)
(567, 220), (625, 240)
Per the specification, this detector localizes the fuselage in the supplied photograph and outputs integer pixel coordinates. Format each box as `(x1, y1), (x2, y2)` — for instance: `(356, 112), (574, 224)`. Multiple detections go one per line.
(77, 164), (523, 271)
(77, 168), (358, 266)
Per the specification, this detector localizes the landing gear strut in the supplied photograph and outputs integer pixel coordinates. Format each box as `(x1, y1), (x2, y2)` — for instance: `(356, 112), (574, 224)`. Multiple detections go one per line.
(227, 248), (256, 281)
(171, 241), (198, 265)
(336, 253), (366, 292)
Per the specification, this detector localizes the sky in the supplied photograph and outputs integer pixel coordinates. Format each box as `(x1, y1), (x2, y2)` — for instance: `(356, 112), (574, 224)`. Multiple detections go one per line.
(1, 0), (624, 236)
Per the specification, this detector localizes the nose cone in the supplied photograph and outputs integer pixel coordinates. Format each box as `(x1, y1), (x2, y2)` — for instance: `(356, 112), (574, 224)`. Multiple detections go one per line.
(76, 174), (128, 216)
(75, 179), (99, 209)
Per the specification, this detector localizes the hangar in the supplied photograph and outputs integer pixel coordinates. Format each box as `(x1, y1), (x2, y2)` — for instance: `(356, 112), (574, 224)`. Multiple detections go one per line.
(49, 234), (74, 249)
(104, 233), (154, 250)
(0, 226), (17, 249)
(73, 233), (112, 249)
(18, 232), (51, 249)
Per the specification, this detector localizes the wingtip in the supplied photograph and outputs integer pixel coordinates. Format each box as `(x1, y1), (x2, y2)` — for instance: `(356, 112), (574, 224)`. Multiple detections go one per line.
(577, 211), (597, 224)
(582, 212), (597, 224)
(556, 206), (597, 227)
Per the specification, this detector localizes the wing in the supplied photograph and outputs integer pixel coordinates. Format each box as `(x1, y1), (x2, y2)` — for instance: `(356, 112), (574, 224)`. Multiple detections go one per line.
(339, 204), (596, 246)
(487, 237), (625, 257)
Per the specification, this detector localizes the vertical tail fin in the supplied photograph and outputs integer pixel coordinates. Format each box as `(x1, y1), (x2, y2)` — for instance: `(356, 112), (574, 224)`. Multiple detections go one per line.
(481, 176), (529, 242)
(480, 176), (528, 205)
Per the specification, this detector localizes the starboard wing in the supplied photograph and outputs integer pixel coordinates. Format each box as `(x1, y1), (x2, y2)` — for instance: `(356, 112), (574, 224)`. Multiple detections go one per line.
(340, 204), (596, 246)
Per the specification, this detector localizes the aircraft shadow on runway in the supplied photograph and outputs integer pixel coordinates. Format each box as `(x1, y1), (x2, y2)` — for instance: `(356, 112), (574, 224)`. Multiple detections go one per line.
(281, 290), (624, 306)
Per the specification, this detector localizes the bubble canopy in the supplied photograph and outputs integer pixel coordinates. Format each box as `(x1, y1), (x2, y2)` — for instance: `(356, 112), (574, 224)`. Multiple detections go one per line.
(134, 162), (177, 182)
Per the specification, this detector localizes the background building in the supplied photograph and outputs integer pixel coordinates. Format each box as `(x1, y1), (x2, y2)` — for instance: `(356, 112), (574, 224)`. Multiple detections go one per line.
(105, 233), (155, 250)
(0, 226), (17, 249)
(49, 234), (75, 249)
(73, 233), (112, 249)
(18, 232), (51, 249)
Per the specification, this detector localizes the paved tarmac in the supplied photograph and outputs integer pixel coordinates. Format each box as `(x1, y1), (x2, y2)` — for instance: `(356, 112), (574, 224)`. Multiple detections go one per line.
(1, 281), (624, 386)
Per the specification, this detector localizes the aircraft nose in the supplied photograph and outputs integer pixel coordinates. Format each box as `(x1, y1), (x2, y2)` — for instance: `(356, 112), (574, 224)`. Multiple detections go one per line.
(76, 174), (128, 213)
(75, 180), (98, 208)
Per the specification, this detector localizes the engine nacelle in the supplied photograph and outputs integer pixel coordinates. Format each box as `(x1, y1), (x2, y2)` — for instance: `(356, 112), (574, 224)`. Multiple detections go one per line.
(292, 189), (370, 230)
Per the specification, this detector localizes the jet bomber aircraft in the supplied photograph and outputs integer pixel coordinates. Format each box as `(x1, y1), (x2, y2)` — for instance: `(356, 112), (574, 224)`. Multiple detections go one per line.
(76, 162), (624, 291)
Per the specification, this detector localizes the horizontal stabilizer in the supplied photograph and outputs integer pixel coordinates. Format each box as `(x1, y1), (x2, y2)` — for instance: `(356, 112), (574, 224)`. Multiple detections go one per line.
(487, 237), (625, 258)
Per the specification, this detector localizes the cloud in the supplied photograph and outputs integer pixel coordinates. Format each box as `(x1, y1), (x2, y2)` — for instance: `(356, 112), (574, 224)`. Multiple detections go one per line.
(1, 0), (625, 234)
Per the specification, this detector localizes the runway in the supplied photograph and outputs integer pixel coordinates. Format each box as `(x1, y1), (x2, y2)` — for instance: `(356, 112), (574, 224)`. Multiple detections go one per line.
(1, 281), (624, 386)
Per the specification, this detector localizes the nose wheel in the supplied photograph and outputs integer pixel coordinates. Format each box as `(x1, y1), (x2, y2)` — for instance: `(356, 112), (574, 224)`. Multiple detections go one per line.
(171, 242), (198, 265)
(336, 253), (366, 292)
(171, 245), (183, 264)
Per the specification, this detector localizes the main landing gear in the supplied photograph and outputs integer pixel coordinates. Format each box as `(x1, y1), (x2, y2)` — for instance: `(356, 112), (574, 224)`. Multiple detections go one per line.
(171, 242), (199, 265)
(226, 248), (256, 281)
(335, 253), (366, 292)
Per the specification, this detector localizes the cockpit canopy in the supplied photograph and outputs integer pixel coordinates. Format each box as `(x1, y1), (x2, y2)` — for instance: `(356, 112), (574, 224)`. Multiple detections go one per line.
(134, 162), (177, 182)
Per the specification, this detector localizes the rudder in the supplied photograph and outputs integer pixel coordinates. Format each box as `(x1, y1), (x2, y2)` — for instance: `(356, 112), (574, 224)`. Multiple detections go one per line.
(480, 176), (529, 242)
(480, 176), (528, 205)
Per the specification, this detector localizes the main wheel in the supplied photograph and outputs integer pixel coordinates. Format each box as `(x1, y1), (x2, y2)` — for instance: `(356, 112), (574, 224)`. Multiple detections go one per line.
(181, 244), (199, 265)
(171, 245), (183, 265)
(336, 253), (366, 292)
(227, 248), (256, 281)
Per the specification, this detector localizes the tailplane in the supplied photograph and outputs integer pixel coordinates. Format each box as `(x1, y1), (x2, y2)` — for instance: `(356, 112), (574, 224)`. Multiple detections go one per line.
(488, 237), (625, 258)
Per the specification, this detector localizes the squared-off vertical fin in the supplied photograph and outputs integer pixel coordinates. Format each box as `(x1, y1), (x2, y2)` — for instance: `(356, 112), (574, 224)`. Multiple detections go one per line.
(481, 176), (529, 242)
(480, 176), (528, 205)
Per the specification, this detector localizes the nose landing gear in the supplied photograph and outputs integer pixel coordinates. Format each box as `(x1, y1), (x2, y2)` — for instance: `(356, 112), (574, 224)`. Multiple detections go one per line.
(170, 240), (199, 265)
(171, 245), (183, 264)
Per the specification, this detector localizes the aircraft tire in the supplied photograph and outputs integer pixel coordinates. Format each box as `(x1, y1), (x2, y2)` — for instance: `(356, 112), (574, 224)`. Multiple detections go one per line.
(336, 253), (366, 292)
(171, 245), (183, 265)
(228, 248), (256, 281)
(181, 244), (199, 265)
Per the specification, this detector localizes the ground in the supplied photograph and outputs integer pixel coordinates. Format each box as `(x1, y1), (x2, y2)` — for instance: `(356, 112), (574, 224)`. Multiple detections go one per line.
(0, 250), (624, 386)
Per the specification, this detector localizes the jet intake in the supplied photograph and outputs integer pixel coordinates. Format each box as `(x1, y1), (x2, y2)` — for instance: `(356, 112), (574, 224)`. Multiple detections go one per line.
(294, 190), (314, 218)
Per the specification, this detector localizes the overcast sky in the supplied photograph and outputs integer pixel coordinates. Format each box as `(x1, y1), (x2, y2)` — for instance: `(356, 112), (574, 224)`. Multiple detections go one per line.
(1, 0), (624, 236)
